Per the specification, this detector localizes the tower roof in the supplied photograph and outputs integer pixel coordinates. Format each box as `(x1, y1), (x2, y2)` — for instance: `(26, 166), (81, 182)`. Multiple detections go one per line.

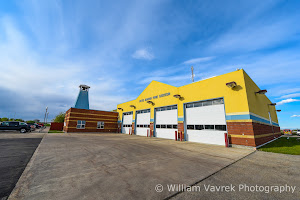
(75, 84), (90, 109)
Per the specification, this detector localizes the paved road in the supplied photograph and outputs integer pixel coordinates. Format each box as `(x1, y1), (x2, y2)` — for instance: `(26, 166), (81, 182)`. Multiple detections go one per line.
(172, 151), (300, 200)
(8, 133), (253, 200)
(0, 133), (44, 200)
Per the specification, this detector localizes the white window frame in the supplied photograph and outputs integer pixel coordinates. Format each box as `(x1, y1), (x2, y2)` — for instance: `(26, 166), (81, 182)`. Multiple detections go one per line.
(77, 120), (86, 129)
(97, 121), (104, 129)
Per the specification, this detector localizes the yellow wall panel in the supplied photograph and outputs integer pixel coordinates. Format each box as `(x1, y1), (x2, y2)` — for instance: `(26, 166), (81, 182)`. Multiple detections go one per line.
(243, 71), (279, 123)
(117, 69), (252, 122)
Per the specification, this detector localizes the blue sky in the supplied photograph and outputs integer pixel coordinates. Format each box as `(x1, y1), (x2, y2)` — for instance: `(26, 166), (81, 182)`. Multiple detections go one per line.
(0, 0), (299, 128)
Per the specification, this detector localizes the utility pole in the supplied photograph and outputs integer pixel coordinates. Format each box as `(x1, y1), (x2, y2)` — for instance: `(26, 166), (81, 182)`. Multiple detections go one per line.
(44, 107), (48, 124)
(46, 112), (49, 124)
(191, 66), (195, 82)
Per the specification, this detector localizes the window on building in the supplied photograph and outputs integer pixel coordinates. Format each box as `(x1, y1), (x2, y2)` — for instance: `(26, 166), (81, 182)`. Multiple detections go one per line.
(156, 124), (161, 128)
(203, 101), (212, 106)
(97, 121), (104, 129)
(193, 102), (202, 107)
(195, 125), (204, 130)
(187, 125), (195, 130)
(173, 125), (177, 129)
(215, 125), (226, 131)
(186, 104), (193, 108)
(205, 125), (214, 130)
(213, 99), (224, 105)
(167, 125), (172, 129)
(161, 125), (166, 128)
(77, 120), (86, 129)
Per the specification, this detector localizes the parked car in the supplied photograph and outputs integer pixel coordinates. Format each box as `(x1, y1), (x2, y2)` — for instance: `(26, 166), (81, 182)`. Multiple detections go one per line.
(283, 129), (292, 135)
(27, 123), (36, 131)
(296, 129), (300, 136)
(38, 123), (44, 127)
(0, 121), (31, 133)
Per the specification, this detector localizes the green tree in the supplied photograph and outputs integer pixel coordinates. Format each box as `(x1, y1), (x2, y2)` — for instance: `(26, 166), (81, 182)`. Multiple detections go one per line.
(26, 120), (35, 124)
(53, 112), (65, 123)
(1, 117), (9, 121)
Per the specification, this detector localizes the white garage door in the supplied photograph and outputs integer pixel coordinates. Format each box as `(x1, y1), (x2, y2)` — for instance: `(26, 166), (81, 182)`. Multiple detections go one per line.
(155, 105), (178, 139)
(185, 98), (227, 145)
(122, 112), (133, 134)
(136, 109), (150, 136)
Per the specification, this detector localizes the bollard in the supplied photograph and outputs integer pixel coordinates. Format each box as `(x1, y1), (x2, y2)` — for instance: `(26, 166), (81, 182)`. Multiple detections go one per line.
(175, 131), (178, 141)
(180, 131), (183, 141)
(147, 129), (149, 137)
(224, 133), (229, 147)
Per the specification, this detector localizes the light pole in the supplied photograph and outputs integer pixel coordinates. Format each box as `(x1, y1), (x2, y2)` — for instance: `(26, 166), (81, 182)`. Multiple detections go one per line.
(46, 112), (49, 124)
(44, 107), (48, 124)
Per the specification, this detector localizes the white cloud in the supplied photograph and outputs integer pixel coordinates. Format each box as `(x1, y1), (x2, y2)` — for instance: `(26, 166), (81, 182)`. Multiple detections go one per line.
(291, 115), (300, 118)
(280, 93), (300, 99)
(132, 48), (154, 60)
(183, 56), (214, 65)
(276, 98), (300, 106)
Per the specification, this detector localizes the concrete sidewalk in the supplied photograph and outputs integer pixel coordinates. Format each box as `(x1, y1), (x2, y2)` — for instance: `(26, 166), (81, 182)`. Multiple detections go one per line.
(8, 133), (253, 200)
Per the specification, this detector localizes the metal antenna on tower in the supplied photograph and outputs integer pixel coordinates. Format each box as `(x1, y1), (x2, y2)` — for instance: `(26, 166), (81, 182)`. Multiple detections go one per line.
(191, 66), (195, 82)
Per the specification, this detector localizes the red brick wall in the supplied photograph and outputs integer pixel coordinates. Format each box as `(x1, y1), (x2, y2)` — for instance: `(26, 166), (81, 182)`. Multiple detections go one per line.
(178, 122), (184, 132)
(64, 108), (118, 133)
(150, 122), (154, 137)
(131, 122), (135, 134)
(227, 121), (281, 147)
(50, 122), (64, 131)
(255, 133), (281, 146)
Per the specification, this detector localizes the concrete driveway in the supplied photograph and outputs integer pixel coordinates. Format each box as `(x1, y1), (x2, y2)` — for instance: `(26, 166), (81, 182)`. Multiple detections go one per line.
(172, 151), (300, 200)
(8, 133), (253, 200)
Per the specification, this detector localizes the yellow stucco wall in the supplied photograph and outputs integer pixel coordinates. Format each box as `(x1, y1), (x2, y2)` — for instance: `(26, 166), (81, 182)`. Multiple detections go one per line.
(243, 71), (279, 123)
(178, 69), (249, 116)
(117, 69), (253, 122)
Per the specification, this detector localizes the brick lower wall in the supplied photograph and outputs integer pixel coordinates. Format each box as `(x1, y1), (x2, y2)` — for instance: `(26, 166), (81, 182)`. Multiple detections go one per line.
(150, 122), (154, 136)
(64, 108), (118, 133)
(227, 121), (281, 147)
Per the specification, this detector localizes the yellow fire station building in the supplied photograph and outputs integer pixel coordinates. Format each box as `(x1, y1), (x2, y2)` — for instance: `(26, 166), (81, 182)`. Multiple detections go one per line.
(117, 69), (280, 147)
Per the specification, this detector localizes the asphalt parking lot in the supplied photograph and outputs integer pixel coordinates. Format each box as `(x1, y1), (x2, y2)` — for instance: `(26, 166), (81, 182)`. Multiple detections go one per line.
(0, 133), (44, 200)
(8, 133), (253, 200)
